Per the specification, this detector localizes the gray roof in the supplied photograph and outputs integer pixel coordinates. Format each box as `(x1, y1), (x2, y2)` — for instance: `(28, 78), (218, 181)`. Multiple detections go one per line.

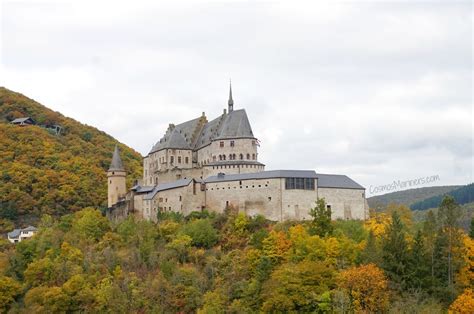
(205, 170), (318, 183)
(109, 145), (125, 171)
(11, 117), (35, 124)
(215, 109), (254, 140)
(7, 226), (37, 238)
(317, 174), (365, 190)
(131, 185), (155, 193)
(7, 229), (21, 238)
(144, 178), (193, 200)
(149, 107), (255, 154)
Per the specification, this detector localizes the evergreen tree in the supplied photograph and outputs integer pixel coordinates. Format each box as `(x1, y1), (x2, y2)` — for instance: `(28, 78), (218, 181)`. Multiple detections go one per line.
(309, 198), (333, 237)
(382, 211), (409, 290)
(407, 230), (430, 290)
(359, 230), (382, 265)
(422, 210), (437, 286)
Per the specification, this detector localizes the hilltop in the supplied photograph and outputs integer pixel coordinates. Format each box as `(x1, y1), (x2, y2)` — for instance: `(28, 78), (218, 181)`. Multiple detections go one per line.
(0, 87), (143, 224)
(367, 185), (461, 209)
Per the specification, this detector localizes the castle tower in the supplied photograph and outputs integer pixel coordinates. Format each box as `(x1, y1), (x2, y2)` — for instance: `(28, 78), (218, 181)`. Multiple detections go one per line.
(107, 145), (126, 208)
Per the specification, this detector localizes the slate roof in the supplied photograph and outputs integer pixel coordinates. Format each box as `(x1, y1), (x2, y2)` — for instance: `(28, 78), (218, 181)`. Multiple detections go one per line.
(131, 185), (155, 193)
(7, 226), (37, 238)
(205, 170), (318, 183)
(215, 109), (254, 140)
(149, 108), (255, 154)
(204, 170), (365, 189)
(143, 178), (193, 200)
(7, 229), (21, 238)
(316, 174), (365, 190)
(109, 145), (125, 171)
(11, 117), (35, 124)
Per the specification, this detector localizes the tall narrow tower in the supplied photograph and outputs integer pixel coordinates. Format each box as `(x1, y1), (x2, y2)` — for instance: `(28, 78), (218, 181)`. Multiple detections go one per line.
(107, 145), (126, 208)
(228, 80), (234, 112)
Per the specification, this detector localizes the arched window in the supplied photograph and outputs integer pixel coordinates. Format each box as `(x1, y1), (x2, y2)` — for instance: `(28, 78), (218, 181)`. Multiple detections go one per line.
(219, 155), (222, 161)
(239, 154), (243, 160)
(246, 153), (250, 160)
(223, 155), (226, 160)
(252, 154), (256, 160)
(232, 154), (236, 160)
(213, 156), (217, 162)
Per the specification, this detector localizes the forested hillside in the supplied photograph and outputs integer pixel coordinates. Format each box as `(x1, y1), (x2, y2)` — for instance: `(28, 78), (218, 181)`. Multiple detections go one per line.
(0, 87), (143, 223)
(411, 183), (474, 211)
(0, 199), (472, 312)
(367, 185), (461, 209)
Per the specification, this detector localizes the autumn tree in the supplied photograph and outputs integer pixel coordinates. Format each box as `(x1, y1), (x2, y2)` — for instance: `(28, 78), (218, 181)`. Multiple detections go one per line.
(449, 288), (474, 314)
(0, 276), (21, 312)
(338, 263), (389, 313)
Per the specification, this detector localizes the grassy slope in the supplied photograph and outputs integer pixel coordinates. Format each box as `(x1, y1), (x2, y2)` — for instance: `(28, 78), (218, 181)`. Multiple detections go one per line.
(0, 87), (143, 224)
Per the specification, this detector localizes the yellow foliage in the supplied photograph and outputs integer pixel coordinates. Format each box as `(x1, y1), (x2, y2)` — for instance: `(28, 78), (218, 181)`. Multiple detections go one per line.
(457, 234), (474, 288)
(449, 289), (474, 314)
(338, 263), (389, 313)
(364, 212), (390, 237)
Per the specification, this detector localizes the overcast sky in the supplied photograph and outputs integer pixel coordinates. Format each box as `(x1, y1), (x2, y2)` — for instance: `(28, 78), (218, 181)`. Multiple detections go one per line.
(0, 0), (472, 196)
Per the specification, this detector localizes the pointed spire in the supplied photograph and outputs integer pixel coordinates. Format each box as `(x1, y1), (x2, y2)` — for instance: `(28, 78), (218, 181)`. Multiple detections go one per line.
(228, 79), (234, 112)
(109, 145), (124, 171)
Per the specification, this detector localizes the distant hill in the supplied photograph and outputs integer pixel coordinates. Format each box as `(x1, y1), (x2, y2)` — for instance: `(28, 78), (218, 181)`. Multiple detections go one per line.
(367, 185), (461, 210)
(411, 183), (474, 211)
(412, 201), (474, 232)
(0, 87), (143, 224)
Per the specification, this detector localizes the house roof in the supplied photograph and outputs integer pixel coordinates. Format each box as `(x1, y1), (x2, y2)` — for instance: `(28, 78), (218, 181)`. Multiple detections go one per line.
(204, 170), (318, 183)
(109, 145), (125, 171)
(11, 117), (35, 124)
(143, 178), (193, 200)
(131, 185), (155, 193)
(316, 174), (365, 190)
(7, 226), (37, 238)
(7, 229), (21, 238)
(215, 109), (254, 140)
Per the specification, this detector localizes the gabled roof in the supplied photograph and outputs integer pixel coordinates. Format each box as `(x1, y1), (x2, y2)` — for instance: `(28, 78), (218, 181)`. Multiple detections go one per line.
(316, 174), (365, 190)
(205, 170), (318, 183)
(23, 226), (37, 232)
(143, 178), (194, 200)
(149, 107), (256, 154)
(109, 145), (125, 171)
(11, 117), (35, 124)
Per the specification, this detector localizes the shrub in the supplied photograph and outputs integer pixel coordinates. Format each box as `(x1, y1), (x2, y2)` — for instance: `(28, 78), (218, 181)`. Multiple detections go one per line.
(183, 219), (218, 248)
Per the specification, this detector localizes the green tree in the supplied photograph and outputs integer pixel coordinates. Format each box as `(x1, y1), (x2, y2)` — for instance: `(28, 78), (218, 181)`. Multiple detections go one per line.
(359, 230), (381, 265)
(407, 230), (430, 290)
(309, 198), (333, 237)
(72, 208), (110, 241)
(382, 211), (409, 289)
(183, 219), (218, 248)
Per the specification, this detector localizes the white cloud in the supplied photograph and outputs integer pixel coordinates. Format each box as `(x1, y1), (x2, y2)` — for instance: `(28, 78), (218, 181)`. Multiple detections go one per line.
(0, 0), (472, 192)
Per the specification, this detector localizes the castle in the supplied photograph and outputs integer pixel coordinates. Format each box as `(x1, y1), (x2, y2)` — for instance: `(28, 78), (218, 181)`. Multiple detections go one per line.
(107, 84), (368, 221)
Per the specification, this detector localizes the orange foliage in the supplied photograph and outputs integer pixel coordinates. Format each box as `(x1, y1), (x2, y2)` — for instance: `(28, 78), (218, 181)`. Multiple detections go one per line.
(449, 289), (474, 314)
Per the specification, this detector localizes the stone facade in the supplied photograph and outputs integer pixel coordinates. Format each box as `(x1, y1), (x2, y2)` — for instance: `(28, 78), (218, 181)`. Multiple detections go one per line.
(106, 85), (368, 222)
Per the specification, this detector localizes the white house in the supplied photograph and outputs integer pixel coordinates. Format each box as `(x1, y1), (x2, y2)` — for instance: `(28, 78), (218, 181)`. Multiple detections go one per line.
(7, 226), (37, 243)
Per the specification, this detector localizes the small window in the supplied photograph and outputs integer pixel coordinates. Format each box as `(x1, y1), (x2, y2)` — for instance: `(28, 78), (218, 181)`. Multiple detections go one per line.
(239, 154), (243, 160)
(179, 196), (182, 201)
(220, 141), (224, 148)
(170, 156), (174, 164)
(178, 156), (182, 163)
(246, 153), (250, 160)
(268, 197), (272, 201)
(230, 140), (235, 147)
(185, 157), (189, 164)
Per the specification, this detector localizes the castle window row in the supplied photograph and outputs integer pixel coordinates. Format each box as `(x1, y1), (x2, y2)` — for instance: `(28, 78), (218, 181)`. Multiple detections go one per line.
(212, 164), (262, 170)
(285, 178), (315, 190)
(215, 153), (257, 161)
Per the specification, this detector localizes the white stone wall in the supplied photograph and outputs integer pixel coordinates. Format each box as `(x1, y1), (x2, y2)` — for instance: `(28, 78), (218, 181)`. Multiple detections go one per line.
(142, 181), (205, 221)
(318, 187), (367, 220)
(107, 170), (127, 208)
(197, 138), (259, 165)
(144, 149), (193, 185)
